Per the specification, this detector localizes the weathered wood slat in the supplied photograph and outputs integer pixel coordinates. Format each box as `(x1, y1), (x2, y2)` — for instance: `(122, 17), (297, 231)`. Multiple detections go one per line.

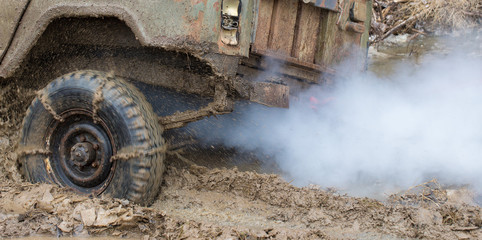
(252, 0), (275, 52)
(267, 0), (299, 55)
(292, 3), (321, 63)
(315, 9), (338, 66)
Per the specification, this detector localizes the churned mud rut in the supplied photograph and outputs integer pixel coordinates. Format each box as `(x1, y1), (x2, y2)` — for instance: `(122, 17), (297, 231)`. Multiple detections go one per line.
(1, 84), (481, 240)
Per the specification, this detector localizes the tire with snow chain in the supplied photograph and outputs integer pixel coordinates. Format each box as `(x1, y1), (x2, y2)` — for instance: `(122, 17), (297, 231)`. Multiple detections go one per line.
(18, 70), (164, 206)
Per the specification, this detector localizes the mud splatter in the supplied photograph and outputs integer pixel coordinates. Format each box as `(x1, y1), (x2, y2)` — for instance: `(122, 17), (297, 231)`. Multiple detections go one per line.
(1, 84), (481, 240)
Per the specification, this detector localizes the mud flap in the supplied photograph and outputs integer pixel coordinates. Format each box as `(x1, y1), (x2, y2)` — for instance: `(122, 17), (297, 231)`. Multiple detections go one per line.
(250, 82), (289, 108)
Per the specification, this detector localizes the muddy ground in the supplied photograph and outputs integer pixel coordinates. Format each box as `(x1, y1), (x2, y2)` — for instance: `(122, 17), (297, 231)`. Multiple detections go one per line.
(1, 80), (481, 240)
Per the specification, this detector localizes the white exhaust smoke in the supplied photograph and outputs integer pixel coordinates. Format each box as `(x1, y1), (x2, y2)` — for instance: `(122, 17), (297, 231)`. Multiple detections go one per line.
(196, 37), (482, 198)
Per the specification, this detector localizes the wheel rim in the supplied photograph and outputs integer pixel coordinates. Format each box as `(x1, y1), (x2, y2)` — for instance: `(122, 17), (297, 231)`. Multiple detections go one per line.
(47, 109), (116, 194)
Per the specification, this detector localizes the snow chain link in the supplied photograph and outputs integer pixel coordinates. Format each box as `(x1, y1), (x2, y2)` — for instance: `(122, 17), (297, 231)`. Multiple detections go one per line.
(17, 148), (51, 157)
(37, 90), (64, 122)
(110, 145), (167, 162)
(24, 76), (106, 159)
(16, 145), (166, 162)
(38, 78), (106, 124)
(92, 79), (106, 124)
(34, 74), (164, 162)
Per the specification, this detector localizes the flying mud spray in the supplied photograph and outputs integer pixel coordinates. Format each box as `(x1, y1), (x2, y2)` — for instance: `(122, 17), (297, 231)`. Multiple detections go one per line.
(194, 35), (482, 201)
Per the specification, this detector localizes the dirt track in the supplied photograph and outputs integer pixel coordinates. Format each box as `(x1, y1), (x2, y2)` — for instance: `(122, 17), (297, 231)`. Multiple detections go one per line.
(1, 82), (481, 239)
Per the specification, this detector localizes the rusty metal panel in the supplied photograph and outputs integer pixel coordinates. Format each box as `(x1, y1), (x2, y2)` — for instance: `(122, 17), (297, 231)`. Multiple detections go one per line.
(292, 3), (321, 63)
(315, 0), (371, 67)
(303, 0), (338, 11)
(267, 0), (299, 55)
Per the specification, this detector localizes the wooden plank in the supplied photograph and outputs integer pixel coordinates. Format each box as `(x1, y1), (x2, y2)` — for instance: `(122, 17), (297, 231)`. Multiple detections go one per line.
(315, 9), (338, 66)
(292, 3), (321, 63)
(267, 0), (299, 55)
(252, 0), (275, 52)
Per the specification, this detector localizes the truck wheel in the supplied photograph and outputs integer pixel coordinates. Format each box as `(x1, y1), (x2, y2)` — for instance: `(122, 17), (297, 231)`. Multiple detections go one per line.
(18, 70), (164, 206)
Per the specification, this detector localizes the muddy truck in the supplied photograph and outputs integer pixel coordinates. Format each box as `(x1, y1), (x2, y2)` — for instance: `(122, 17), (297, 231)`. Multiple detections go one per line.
(0, 0), (372, 205)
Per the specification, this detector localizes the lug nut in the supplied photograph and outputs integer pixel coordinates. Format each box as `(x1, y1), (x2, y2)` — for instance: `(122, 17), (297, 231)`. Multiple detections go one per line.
(79, 136), (86, 142)
(93, 144), (99, 150)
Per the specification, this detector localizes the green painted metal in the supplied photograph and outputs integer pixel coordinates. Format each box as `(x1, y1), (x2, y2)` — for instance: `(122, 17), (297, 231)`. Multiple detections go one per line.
(360, 0), (373, 52)
(0, 0), (371, 79)
(0, 0), (29, 60)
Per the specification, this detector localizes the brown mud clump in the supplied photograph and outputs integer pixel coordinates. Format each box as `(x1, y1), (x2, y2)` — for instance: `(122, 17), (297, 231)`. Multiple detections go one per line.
(0, 82), (36, 182)
(1, 162), (481, 239)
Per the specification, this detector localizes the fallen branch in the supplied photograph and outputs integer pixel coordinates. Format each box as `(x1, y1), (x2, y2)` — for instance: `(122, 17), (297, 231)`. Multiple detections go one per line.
(374, 0), (384, 22)
(381, 12), (424, 41)
(410, 28), (426, 35)
(452, 226), (480, 231)
(408, 32), (421, 42)
(382, 5), (392, 19)
(462, 10), (482, 17)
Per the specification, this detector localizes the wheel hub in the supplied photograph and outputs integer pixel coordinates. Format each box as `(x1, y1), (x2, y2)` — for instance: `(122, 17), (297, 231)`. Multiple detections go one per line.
(70, 142), (95, 167)
(48, 110), (115, 192)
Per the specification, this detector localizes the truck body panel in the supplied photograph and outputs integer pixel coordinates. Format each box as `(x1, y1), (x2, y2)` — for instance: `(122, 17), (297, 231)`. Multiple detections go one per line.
(0, 0), (255, 78)
(0, 0), (372, 107)
(0, 0), (29, 59)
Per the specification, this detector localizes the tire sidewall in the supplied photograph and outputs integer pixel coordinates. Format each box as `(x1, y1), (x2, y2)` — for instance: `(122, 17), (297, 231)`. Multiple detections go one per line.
(20, 72), (163, 204)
